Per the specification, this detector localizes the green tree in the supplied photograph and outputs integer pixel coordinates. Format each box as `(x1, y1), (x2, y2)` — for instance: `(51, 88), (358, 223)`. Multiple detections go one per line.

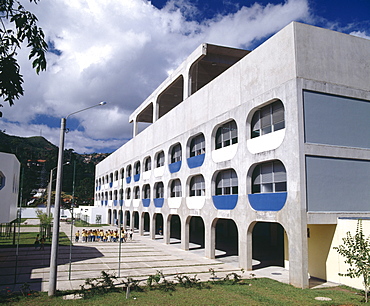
(35, 208), (52, 237)
(334, 220), (370, 302)
(75, 177), (94, 205)
(0, 0), (47, 116)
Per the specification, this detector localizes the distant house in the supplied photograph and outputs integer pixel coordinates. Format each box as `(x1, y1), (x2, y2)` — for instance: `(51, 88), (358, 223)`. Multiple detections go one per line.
(94, 22), (370, 290)
(0, 152), (20, 224)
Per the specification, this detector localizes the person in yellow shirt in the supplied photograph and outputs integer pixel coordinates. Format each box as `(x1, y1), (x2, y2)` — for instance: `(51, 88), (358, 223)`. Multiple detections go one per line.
(75, 230), (80, 243)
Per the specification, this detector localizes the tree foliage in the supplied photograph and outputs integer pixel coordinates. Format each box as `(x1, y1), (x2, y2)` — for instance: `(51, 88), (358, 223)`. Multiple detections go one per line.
(0, 0), (47, 116)
(334, 220), (370, 302)
(35, 208), (52, 226)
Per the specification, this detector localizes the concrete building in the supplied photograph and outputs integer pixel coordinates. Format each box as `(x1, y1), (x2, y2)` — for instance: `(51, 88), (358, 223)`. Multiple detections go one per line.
(0, 152), (20, 224)
(94, 22), (370, 289)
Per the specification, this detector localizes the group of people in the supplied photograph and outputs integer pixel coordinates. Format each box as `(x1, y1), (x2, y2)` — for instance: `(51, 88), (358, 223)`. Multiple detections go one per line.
(75, 228), (133, 243)
(34, 234), (46, 250)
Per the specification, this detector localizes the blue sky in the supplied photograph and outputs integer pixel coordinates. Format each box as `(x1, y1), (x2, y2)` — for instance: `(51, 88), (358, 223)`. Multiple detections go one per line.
(0, 0), (369, 153)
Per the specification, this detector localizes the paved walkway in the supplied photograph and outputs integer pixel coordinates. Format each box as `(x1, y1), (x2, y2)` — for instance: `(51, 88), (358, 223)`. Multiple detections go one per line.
(0, 221), (337, 293)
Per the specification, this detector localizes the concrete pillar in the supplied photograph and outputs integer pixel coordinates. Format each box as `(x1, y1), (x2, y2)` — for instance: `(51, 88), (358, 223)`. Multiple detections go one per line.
(205, 221), (216, 259)
(129, 211), (134, 230)
(181, 216), (189, 251)
(123, 211), (127, 229)
(133, 119), (138, 137)
(139, 212), (144, 236)
(150, 214), (156, 240)
(238, 224), (248, 269)
(183, 69), (190, 99)
(153, 100), (159, 122)
(287, 225), (309, 288)
(245, 224), (254, 271)
(164, 215), (171, 244)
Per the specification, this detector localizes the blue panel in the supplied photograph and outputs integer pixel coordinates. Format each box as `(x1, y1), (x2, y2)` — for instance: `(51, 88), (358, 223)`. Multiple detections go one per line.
(168, 161), (182, 173)
(142, 199), (150, 207)
(126, 176), (131, 184)
(154, 198), (164, 208)
(248, 192), (287, 211)
(104, 200), (108, 206)
(187, 154), (205, 169)
(212, 194), (238, 210)
(119, 200), (124, 207)
(113, 200), (117, 206)
(101, 201), (104, 206)
(134, 174), (140, 182)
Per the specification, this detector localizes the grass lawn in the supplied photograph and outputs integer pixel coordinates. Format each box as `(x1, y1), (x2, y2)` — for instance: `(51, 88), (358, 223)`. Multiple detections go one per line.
(0, 278), (365, 305)
(0, 232), (71, 248)
(73, 220), (108, 227)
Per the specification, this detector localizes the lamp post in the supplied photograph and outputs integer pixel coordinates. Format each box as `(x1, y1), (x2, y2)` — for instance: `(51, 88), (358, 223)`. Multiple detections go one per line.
(68, 160), (76, 280)
(48, 101), (107, 296)
(46, 162), (69, 238)
(47, 163), (69, 218)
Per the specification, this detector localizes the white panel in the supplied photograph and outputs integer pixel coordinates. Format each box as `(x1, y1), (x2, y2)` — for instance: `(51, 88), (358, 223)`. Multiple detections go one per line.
(168, 197), (182, 209)
(212, 144), (238, 163)
(186, 196), (205, 209)
(247, 129), (285, 154)
(154, 166), (165, 178)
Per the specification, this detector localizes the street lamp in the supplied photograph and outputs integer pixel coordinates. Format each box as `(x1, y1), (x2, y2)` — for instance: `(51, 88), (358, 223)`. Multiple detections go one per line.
(46, 163), (67, 239)
(46, 162), (70, 219)
(48, 101), (107, 296)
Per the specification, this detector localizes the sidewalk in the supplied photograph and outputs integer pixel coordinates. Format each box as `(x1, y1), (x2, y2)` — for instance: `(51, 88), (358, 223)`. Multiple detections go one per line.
(0, 221), (335, 293)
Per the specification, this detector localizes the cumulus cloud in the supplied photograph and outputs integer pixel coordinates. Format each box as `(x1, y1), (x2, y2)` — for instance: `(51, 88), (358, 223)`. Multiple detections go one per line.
(0, 0), (313, 153)
(350, 30), (370, 40)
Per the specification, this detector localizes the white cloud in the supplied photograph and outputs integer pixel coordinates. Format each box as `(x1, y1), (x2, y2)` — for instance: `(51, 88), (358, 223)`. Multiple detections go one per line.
(350, 30), (370, 40)
(0, 0), (311, 153)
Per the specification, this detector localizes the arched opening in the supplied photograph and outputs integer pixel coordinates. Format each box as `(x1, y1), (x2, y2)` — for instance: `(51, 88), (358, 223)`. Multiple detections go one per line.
(143, 212), (150, 234)
(215, 218), (238, 258)
(119, 210), (123, 226)
(154, 213), (164, 238)
(132, 211), (139, 230)
(113, 210), (117, 226)
(251, 221), (285, 269)
(189, 216), (205, 250)
(125, 211), (130, 228)
(108, 209), (112, 225)
(157, 75), (184, 118)
(169, 214), (181, 243)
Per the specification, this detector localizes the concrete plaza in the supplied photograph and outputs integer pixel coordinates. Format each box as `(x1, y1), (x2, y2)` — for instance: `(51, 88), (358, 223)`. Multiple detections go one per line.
(0, 221), (333, 293)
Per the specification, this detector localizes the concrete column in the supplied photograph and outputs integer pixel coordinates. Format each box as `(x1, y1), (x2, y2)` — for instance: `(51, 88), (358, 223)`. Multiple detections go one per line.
(139, 213), (144, 236)
(287, 226), (309, 288)
(204, 221), (216, 259)
(123, 211), (127, 229)
(181, 216), (189, 251)
(133, 119), (138, 137)
(129, 211), (134, 230)
(164, 215), (171, 244)
(150, 214), (156, 240)
(183, 69), (190, 100)
(154, 100), (159, 121)
(245, 225), (254, 271)
(238, 224), (248, 270)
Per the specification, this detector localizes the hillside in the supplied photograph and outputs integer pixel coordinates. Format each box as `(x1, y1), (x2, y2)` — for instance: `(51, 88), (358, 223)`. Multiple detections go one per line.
(0, 131), (109, 206)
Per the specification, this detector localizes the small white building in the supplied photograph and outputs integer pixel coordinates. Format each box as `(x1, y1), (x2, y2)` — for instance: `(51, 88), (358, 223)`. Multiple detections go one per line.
(0, 152), (20, 223)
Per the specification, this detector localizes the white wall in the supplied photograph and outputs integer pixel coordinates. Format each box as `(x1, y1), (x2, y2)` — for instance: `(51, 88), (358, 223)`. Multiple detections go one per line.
(0, 152), (20, 223)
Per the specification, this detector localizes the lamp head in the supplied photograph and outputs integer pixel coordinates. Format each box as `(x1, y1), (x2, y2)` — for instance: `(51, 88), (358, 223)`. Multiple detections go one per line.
(99, 101), (107, 106)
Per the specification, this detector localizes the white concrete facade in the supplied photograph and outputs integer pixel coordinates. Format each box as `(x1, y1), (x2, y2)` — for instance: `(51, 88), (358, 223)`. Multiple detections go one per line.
(95, 22), (370, 289)
(0, 152), (20, 223)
